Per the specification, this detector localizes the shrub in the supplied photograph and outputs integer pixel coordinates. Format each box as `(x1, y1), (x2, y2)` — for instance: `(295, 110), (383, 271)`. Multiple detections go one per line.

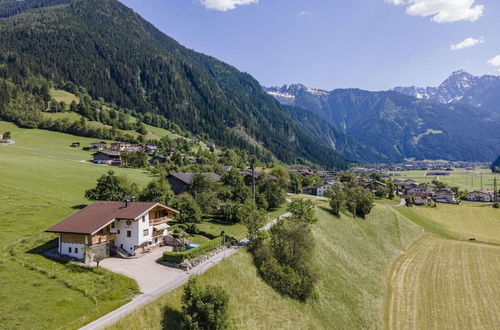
(181, 277), (234, 330)
(493, 203), (500, 209)
(162, 236), (224, 264)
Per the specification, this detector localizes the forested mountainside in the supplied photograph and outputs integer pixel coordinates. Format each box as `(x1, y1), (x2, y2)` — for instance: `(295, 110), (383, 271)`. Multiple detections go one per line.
(266, 85), (500, 162)
(284, 105), (387, 163)
(0, 0), (349, 169)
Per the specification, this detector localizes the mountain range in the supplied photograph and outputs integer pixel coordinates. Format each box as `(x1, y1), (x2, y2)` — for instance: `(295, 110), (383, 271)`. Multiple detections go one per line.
(265, 72), (500, 162)
(393, 70), (500, 113)
(0, 0), (498, 166)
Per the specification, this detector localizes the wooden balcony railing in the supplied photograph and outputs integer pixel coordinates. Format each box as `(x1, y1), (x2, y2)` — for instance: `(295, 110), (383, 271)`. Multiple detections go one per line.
(150, 216), (171, 226)
(91, 234), (116, 245)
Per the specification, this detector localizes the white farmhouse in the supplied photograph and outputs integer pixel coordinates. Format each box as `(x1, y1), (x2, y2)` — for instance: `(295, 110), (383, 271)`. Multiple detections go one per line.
(46, 201), (178, 261)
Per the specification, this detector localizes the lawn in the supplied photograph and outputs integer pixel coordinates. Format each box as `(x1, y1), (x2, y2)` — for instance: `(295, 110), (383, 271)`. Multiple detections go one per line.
(108, 202), (424, 330)
(0, 121), (154, 329)
(389, 168), (500, 192)
(385, 233), (500, 330)
(403, 202), (500, 244)
(197, 202), (290, 241)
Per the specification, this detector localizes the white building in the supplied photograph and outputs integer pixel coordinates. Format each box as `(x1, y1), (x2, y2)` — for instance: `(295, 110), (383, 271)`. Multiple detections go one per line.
(46, 201), (178, 261)
(467, 190), (496, 203)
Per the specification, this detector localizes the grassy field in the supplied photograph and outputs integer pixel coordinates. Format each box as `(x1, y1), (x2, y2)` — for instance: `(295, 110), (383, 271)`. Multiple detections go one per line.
(385, 234), (500, 330)
(108, 201), (424, 330)
(0, 120), (288, 329)
(411, 202), (500, 244)
(50, 89), (79, 106)
(0, 121), (155, 329)
(389, 168), (499, 192)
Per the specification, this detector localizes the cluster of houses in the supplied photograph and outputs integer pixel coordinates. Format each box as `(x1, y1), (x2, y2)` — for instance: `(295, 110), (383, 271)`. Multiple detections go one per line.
(397, 179), (498, 205)
(78, 141), (161, 166)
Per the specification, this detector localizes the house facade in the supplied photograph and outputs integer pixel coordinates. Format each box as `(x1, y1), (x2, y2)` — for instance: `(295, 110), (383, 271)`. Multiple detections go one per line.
(46, 201), (179, 261)
(467, 190), (495, 203)
(434, 188), (459, 204)
(92, 150), (121, 165)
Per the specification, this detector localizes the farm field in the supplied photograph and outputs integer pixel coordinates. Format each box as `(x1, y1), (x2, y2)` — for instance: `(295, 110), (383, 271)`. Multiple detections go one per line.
(385, 233), (500, 330)
(410, 202), (500, 244)
(389, 168), (499, 192)
(108, 202), (424, 330)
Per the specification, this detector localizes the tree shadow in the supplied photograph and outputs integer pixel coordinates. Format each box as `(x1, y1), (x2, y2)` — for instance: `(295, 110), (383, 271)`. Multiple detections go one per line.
(161, 306), (183, 330)
(72, 204), (87, 210)
(318, 206), (341, 218)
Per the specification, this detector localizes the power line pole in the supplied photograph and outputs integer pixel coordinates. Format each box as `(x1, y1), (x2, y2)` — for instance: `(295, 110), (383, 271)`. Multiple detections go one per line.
(250, 158), (256, 204)
(494, 178), (498, 203)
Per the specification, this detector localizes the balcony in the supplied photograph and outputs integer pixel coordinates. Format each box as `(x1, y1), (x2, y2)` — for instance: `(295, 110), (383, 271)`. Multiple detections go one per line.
(91, 234), (116, 245)
(149, 216), (171, 226)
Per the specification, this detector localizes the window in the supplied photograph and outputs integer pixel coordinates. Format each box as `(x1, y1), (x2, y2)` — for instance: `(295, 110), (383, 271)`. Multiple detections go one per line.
(142, 216), (146, 223)
(127, 230), (131, 238)
(68, 247), (72, 253)
(75, 248), (78, 254)
(143, 229), (149, 236)
(120, 244), (123, 249)
(118, 230), (120, 234)
(111, 222), (115, 229)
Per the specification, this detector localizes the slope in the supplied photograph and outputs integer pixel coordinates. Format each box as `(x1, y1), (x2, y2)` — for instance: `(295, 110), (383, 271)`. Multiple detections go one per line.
(0, 0), (348, 169)
(107, 202), (424, 330)
(266, 85), (500, 162)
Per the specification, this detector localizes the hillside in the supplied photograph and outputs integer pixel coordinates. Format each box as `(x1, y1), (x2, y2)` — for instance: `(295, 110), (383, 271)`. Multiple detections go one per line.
(0, 0), (349, 169)
(265, 84), (500, 162)
(108, 201), (424, 330)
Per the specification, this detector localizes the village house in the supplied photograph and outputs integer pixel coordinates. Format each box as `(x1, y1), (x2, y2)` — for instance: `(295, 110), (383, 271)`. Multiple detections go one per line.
(434, 188), (459, 204)
(304, 184), (333, 197)
(467, 190), (496, 203)
(45, 201), (179, 261)
(90, 141), (107, 151)
(167, 172), (222, 195)
(149, 155), (167, 166)
(144, 145), (159, 155)
(70, 142), (80, 148)
(110, 141), (128, 151)
(406, 192), (431, 206)
(92, 150), (122, 166)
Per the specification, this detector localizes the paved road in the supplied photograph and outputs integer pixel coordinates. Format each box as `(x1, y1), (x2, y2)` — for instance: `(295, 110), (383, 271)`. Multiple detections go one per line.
(80, 212), (291, 330)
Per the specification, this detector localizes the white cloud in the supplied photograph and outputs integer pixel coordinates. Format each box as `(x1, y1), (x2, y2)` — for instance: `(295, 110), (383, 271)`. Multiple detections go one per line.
(200, 0), (258, 11)
(298, 11), (313, 17)
(450, 37), (484, 50)
(386, 0), (484, 23)
(488, 55), (500, 71)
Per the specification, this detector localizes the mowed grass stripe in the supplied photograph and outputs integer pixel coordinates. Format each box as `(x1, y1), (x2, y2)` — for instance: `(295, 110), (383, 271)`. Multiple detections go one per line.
(386, 234), (500, 330)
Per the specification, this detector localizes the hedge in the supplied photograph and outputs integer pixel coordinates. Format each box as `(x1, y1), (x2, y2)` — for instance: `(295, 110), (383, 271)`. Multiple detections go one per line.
(162, 236), (225, 264)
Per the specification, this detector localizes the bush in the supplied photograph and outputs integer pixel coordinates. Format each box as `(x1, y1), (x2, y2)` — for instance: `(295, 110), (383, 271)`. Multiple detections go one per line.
(493, 203), (500, 209)
(181, 277), (234, 330)
(162, 236), (224, 264)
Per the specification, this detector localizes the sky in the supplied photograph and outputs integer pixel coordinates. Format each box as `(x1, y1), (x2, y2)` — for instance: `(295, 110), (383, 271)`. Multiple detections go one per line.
(118, 0), (500, 91)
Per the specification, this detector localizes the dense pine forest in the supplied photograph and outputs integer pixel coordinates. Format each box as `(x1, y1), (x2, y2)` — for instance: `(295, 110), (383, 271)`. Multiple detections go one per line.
(0, 0), (349, 169)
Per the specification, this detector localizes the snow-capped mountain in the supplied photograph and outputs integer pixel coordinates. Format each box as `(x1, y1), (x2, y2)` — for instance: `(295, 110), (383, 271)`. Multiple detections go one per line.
(264, 77), (500, 162)
(393, 70), (500, 108)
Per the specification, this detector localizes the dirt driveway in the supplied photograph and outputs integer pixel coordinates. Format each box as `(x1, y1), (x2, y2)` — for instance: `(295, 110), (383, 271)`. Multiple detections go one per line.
(100, 246), (184, 294)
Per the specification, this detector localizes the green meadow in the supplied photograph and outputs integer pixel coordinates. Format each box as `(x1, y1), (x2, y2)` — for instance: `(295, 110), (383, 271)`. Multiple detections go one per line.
(109, 200), (424, 330)
(389, 169), (499, 192)
(0, 120), (152, 329)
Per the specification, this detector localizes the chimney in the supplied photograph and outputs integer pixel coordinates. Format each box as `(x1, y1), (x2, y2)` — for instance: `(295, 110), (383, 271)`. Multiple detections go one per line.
(124, 196), (135, 208)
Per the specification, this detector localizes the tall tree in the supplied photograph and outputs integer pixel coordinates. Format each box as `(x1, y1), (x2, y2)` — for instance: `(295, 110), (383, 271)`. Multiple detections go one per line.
(84, 171), (138, 201)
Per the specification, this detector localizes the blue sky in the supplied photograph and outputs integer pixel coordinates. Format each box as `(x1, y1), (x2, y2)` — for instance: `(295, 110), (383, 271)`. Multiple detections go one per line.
(119, 0), (500, 91)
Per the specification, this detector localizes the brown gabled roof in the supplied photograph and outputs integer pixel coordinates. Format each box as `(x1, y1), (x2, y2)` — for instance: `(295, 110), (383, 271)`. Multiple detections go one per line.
(46, 201), (178, 235)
